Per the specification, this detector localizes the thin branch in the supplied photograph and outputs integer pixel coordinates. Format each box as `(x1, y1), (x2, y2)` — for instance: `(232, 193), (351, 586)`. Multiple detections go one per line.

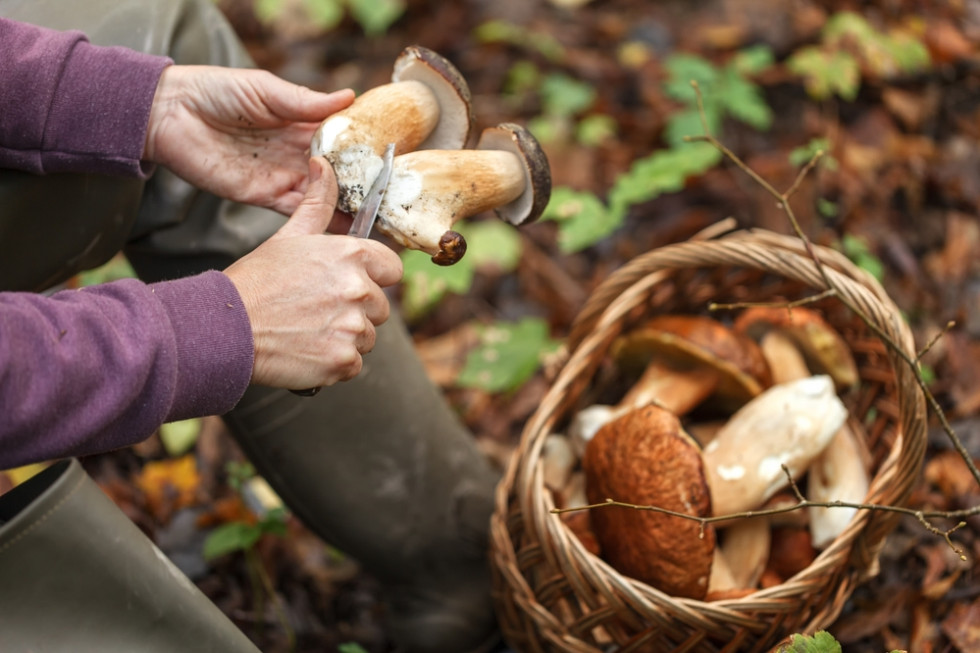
(917, 320), (956, 362)
(553, 499), (972, 561)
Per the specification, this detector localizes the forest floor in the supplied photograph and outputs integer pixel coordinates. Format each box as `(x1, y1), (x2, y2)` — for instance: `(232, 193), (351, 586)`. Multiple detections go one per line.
(11, 0), (980, 651)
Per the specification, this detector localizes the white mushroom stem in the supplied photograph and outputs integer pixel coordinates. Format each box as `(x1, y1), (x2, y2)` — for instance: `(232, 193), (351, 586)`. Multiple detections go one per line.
(807, 421), (871, 548)
(619, 362), (720, 415)
(715, 517), (771, 590)
(759, 330), (811, 385)
(541, 433), (576, 493)
(702, 375), (847, 517)
(311, 81), (442, 214)
(375, 148), (526, 264)
(760, 330), (871, 547)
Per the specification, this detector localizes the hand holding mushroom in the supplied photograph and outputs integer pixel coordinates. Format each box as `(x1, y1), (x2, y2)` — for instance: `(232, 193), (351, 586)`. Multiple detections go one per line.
(311, 46), (552, 265)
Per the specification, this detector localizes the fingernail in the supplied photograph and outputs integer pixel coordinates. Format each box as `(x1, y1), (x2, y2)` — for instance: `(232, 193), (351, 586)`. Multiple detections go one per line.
(309, 158), (322, 183)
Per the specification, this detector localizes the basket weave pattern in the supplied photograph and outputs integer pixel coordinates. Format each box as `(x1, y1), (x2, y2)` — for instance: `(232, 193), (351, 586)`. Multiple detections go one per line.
(490, 229), (927, 652)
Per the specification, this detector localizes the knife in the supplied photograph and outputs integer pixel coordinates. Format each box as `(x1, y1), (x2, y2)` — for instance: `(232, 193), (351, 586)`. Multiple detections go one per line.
(291, 143), (396, 398)
(348, 142), (395, 238)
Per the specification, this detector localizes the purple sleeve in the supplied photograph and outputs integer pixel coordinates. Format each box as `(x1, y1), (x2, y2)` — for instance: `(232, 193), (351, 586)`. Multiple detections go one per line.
(0, 17), (172, 177)
(0, 271), (254, 468)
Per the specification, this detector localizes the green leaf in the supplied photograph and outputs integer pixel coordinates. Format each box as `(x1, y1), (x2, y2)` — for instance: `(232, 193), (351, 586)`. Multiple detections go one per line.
(541, 187), (616, 253)
(77, 254), (136, 286)
(776, 631), (842, 653)
(790, 138), (831, 167)
(503, 60), (541, 98)
(663, 106), (720, 148)
(203, 522), (262, 560)
(575, 114), (617, 147)
(257, 507), (289, 537)
(840, 234), (885, 282)
(787, 47), (861, 101)
(732, 44), (774, 76)
(458, 220), (522, 272)
(254, 0), (285, 23)
(527, 115), (571, 146)
(456, 318), (561, 393)
(400, 249), (475, 321)
(664, 53), (719, 103)
(817, 197), (839, 219)
(159, 418), (202, 457)
(338, 644), (369, 653)
(300, 0), (344, 30)
(346, 0), (404, 35)
(608, 142), (721, 216)
(719, 69), (772, 131)
(540, 73), (596, 118)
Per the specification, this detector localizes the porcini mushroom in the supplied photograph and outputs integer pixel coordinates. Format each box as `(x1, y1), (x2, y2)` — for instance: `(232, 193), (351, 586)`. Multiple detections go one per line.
(734, 306), (859, 390)
(372, 122), (551, 265)
(311, 45), (474, 214)
(583, 404), (715, 599)
(702, 375), (848, 517)
(751, 322), (870, 548)
(567, 315), (771, 457)
(612, 315), (773, 416)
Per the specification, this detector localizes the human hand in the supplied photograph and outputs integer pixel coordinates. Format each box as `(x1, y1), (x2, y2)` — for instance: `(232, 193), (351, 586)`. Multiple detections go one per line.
(224, 157), (403, 389)
(144, 65), (355, 215)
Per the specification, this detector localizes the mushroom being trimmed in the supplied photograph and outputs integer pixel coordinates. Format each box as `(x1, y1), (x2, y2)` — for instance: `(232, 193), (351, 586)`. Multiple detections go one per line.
(612, 315), (773, 416)
(702, 375), (848, 517)
(372, 122), (551, 265)
(583, 404), (715, 599)
(311, 45), (473, 214)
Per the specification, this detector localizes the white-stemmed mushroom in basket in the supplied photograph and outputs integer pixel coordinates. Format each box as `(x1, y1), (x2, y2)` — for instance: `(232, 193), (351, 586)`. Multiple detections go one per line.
(311, 45), (474, 214)
(702, 375), (848, 517)
(748, 317), (871, 548)
(567, 314), (771, 456)
(374, 122), (551, 265)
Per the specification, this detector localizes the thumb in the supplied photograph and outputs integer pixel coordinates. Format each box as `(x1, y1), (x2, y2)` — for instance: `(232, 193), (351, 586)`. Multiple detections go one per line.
(274, 157), (338, 238)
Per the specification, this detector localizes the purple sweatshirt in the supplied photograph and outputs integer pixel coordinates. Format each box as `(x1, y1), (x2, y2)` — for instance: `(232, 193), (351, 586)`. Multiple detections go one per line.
(0, 19), (254, 468)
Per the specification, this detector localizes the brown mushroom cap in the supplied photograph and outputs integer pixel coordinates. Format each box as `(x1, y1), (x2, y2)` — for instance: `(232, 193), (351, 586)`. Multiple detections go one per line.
(391, 45), (473, 150)
(476, 123), (552, 226)
(734, 306), (858, 390)
(582, 404), (715, 599)
(613, 315), (772, 413)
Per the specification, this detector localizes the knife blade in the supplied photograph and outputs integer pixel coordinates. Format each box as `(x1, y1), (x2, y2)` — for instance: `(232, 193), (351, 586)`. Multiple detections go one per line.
(348, 142), (395, 238)
(291, 143), (396, 398)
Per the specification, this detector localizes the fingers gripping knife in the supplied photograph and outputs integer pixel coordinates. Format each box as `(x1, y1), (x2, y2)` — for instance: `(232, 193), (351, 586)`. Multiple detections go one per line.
(291, 143), (396, 397)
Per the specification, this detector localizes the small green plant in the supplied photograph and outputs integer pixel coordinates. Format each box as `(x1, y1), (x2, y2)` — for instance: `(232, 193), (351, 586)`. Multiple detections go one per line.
(787, 11), (930, 101)
(456, 317), (561, 394)
(254, 0), (404, 36)
(203, 462), (293, 646)
(473, 19), (565, 62)
(774, 630), (904, 653)
(839, 233), (885, 283)
(542, 46), (774, 254)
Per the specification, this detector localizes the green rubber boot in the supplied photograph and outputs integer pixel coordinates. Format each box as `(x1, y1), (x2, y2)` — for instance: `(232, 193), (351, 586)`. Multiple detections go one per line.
(224, 313), (502, 653)
(0, 459), (259, 652)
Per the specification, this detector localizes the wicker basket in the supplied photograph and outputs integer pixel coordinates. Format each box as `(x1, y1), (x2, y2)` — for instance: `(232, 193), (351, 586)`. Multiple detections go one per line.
(490, 227), (927, 652)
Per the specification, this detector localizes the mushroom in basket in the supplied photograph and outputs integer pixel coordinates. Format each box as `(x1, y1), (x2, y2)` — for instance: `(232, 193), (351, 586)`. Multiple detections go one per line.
(581, 375), (847, 598)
